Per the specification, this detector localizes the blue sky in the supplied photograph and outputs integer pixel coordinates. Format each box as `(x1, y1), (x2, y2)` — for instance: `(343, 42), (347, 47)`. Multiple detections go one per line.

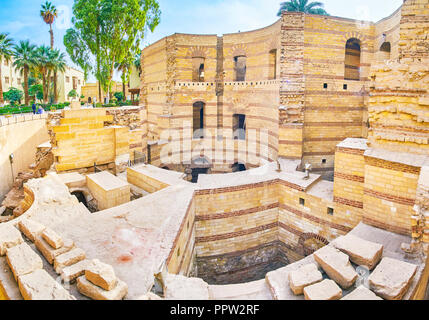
(0, 0), (403, 81)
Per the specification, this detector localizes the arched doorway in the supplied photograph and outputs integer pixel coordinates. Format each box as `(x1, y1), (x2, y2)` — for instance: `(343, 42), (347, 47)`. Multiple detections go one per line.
(231, 162), (247, 172)
(190, 157), (211, 183)
(379, 42), (391, 61)
(344, 38), (361, 81)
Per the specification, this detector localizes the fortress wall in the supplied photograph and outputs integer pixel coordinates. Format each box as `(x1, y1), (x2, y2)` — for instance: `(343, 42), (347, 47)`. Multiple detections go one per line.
(362, 154), (421, 236)
(368, 0), (429, 155)
(0, 117), (49, 201)
(374, 5), (402, 61)
(222, 20), (281, 82)
(166, 195), (197, 276)
(301, 14), (375, 172)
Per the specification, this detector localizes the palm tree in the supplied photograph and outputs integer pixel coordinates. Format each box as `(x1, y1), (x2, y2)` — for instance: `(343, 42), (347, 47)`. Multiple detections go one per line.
(33, 45), (52, 104)
(277, 0), (329, 16)
(48, 49), (66, 104)
(13, 40), (37, 106)
(40, 1), (58, 49)
(0, 33), (13, 105)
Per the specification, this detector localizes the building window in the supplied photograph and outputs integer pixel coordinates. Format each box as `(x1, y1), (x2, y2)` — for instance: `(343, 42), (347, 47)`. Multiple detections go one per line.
(233, 114), (246, 140)
(299, 198), (305, 206)
(193, 101), (205, 139)
(269, 49), (277, 80)
(379, 42), (391, 61)
(323, 83), (328, 89)
(327, 207), (334, 216)
(66, 76), (70, 83)
(72, 77), (77, 90)
(78, 79), (81, 85)
(344, 38), (361, 81)
(234, 56), (247, 82)
(5, 77), (9, 84)
(192, 57), (205, 82)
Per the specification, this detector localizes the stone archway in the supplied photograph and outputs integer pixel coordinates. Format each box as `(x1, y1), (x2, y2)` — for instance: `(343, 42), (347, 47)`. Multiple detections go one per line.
(298, 233), (329, 256)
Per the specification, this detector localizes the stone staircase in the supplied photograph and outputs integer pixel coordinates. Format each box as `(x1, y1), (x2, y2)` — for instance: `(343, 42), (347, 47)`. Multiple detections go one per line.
(0, 219), (128, 300)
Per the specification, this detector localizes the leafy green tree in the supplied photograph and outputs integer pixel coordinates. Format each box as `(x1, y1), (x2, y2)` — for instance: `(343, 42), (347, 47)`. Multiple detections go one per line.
(66, 0), (160, 102)
(134, 52), (142, 77)
(277, 0), (329, 16)
(13, 40), (37, 106)
(0, 33), (14, 105)
(29, 84), (44, 101)
(68, 89), (78, 101)
(113, 91), (124, 102)
(40, 1), (58, 49)
(63, 28), (92, 81)
(115, 52), (134, 98)
(3, 87), (24, 106)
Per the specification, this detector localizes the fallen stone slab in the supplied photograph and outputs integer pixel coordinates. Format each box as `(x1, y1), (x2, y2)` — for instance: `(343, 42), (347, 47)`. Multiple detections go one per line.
(35, 235), (74, 264)
(54, 248), (86, 274)
(288, 263), (323, 295)
(61, 259), (92, 283)
(332, 234), (383, 270)
(77, 275), (128, 300)
(303, 279), (342, 300)
(137, 292), (163, 300)
(164, 274), (210, 300)
(42, 228), (64, 249)
(314, 245), (358, 289)
(341, 286), (383, 300)
(368, 257), (418, 300)
(18, 219), (46, 242)
(0, 224), (24, 256)
(85, 259), (117, 291)
(18, 269), (75, 300)
(6, 243), (43, 281)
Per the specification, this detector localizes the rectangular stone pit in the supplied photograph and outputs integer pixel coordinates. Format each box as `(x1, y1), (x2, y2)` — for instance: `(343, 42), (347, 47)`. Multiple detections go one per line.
(86, 171), (131, 210)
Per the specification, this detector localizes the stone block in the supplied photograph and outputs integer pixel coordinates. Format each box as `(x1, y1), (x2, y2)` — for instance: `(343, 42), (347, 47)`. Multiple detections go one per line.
(137, 292), (163, 300)
(18, 269), (75, 300)
(77, 276), (128, 300)
(164, 274), (210, 300)
(85, 259), (117, 291)
(18, 219), (46, 243)
(314, 245), (358, 289)
(61, 259), (92, 283)
(288, 263), (323, 295)
(6, 243), (43, 281)
(35, 235), (74, 264)
(341, 285), (383, 300)
(368, 257), (418, 300)
(42, 228), (64, 249)
(0, 224), (24, 256)
(54, 248), (86, 274)
(332, 234), (383, 270)
(303, 279), (342, 300)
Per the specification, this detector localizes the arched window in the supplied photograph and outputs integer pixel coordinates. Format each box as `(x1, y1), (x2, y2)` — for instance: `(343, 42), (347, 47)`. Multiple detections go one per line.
(234, 56), (247, 81)
(192, 57), (205, 82)
(344, 38), (361, 81)
(193, 101), (205, 139)
(269, 49), (277, 80)
(231, 163), (246, 172)
(379, 42), (391, 61)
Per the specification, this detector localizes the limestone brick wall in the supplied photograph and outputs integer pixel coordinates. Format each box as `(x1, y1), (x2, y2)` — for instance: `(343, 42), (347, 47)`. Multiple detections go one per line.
(126, 167), (170, 193)
(51, 109), (146, 172)
(166, 196), (196, 276)
(368, 0), (429, 155)
(362, 153), (421, 235)
(301, 14), (375, 172)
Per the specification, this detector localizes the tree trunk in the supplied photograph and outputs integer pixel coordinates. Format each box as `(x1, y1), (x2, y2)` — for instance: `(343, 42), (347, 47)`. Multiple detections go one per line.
(53, 70), (58, 104)
(96, 21), (101, 104)
(49, 24), (54, 49)
(122, 81), (125, 99)
(0, 63), (3, 104)
(24, 66), (29, 106)
(43, 74), (48, 104)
